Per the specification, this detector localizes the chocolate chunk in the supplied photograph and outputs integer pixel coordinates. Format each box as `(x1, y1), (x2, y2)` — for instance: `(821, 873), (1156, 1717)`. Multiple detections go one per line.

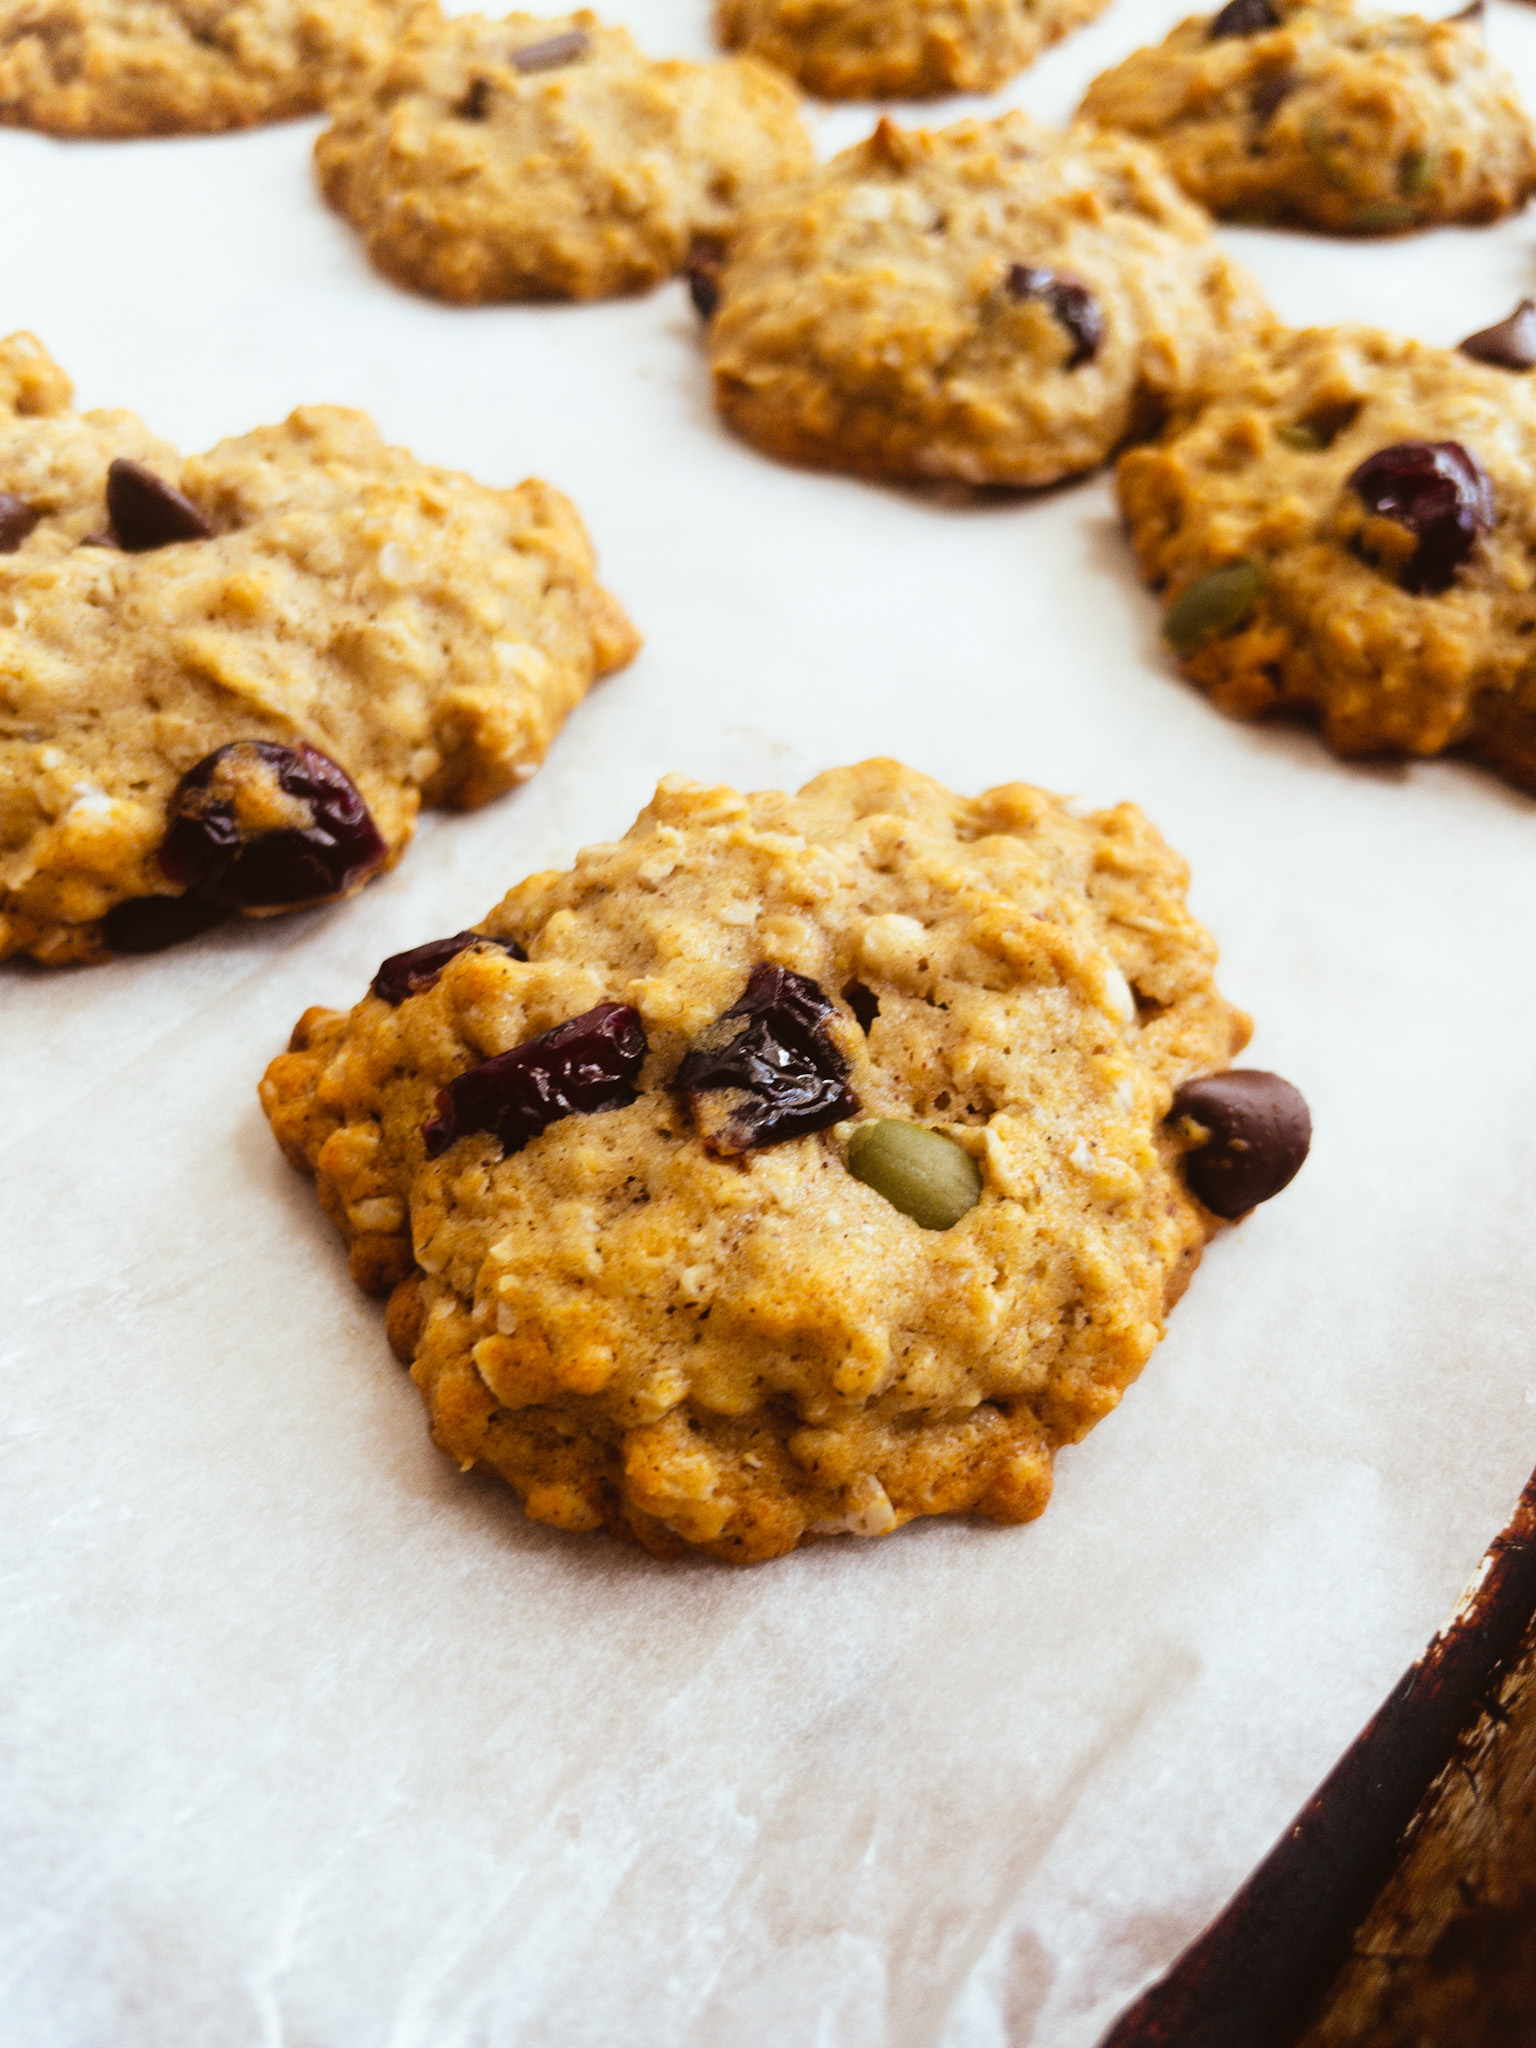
(1006, 265), (1104, 369)
(1459, 299), (1536, 372)
(1170, 1069), (1311, 1218)
(454, 76), (492, 118)
(676, 963), (858, 1157)
(372, 930), (527, 1005)
(685, 235), (726, 321)
(1209, 0), (1280, 36)
(102, 892), (231, 954)
(422, 1001), (647, 1159)
(0, 491), (39, 553)
(106, 458), (213, 552)
(1347, 440), (1494, 594)
(159, 740), (386, 909)
(1249, 67), (1295, 123)
(509, 29), (588, 72)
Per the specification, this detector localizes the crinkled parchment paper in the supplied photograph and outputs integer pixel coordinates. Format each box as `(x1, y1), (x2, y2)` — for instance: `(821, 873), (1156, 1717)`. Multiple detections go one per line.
(6, 2), (1536, 2040)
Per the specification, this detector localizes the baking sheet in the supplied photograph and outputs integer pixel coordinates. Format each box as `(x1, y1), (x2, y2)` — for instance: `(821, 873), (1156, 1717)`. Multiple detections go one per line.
(6, 1), (1536, 2040)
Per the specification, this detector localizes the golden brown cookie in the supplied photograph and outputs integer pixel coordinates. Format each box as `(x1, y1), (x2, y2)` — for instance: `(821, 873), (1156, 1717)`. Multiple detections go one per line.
(259, 760), (1276, 1565)
(716, 0), (1110, 100)
(1078, 0), (1536, 234)
(702, 113), (1266, 489)
(315, 9), (812, 303)
(0, 0), (412, 138)
(1117, 320), (1536, 787)
(0, 332), (638, 967)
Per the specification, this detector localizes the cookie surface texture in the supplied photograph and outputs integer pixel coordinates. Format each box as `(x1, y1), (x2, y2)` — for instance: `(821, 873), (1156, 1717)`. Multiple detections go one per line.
(705, 113), (1266, 489)
(0, 332), (639, 966)
(315, 8), (813, 302)
(716, 0), (1110, 100)
(0, 0), (411, 137)
(1078, 0), (1536, 234)
(1117, 322), (1536, 785)
(260, 760), (1252, 1564)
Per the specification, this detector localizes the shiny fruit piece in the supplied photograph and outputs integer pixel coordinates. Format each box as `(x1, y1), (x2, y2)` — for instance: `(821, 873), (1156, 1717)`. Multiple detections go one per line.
(1209, 0), (1279, 36)
(102, 892), (230, 954)
(676, 963), (858, 1156)
(372, 930), (527, 1005)
(159, 740), (386, 909)
(847, 1120), (982, 1231)
(1346, 440), (1493, 594)
(422, 1002), (646, 1159)
(1169, 1069), (1311, 1218)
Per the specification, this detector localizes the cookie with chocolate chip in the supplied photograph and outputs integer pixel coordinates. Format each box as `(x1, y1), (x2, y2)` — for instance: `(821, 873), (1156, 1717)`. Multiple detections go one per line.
(1117, 321), (1536, 786)
(259, 759), (1299, 1565)
(716, 0), (1110, 100)
(314, 8), (812, 302)
(0, 0), (411, 138)
(703, 113), (1266, 489)
(0, 331), (638, 966)
(1078, 0), (1536, 234)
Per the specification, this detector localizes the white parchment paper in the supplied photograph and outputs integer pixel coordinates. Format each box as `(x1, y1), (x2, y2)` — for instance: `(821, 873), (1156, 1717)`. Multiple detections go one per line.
(7, 2), (1536, 2040)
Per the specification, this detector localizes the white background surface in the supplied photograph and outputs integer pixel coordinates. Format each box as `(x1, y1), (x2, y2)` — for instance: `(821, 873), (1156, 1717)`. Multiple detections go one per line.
(6, 1), (1536, 2040)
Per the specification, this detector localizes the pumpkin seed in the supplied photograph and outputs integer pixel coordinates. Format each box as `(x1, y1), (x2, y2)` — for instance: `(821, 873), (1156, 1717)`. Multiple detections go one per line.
(847, 1120), (982, 1231)
(1162, 561), (1265, 655)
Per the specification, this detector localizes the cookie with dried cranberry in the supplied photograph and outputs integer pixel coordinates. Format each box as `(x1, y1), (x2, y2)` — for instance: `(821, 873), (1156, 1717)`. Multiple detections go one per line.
(1078, 0), (1536, 235)
(314, 8), (812, 303)
(258, 759), (1301, 1565)
(0, 0), (411, 138)
(703, 113), (1265, 489)
(716, 0), (1110, 100)
(0, 331), (638, 966)
(1117, 321), (1536, 787)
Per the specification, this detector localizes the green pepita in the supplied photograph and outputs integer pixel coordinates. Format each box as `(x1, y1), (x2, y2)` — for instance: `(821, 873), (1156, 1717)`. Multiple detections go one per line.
(1397, 147), (1434, 200)
(846, 1120), (983, 1231)
(1162, 561), (1265, 656)
(1277, 422), (1324, 450)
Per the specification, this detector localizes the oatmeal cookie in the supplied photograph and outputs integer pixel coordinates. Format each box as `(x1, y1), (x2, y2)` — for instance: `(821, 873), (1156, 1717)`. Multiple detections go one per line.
(0, 0), (412, 138)
(715, 0), (1110, 101)
(1117, 320), (1536, 786)
(703, 113), (1266, 489)
(259, 759), (1288, 1565)
(1078, 0), (1536, 235)
(0, 331), (638, 967)
(314, 9), (812, 303)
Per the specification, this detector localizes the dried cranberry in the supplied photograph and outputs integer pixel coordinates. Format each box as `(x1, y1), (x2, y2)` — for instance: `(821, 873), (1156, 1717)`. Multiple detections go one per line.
(159, 740), (386, 909)
(1346, 441), (1494, 594)
(371, 930), (527, 1005)
(1209, 0), (1279, 36)
(103, 892), (230, 954)
(0, 491), (39, 552)
(676, 964), (858, 1156)
(1006, 266), (1103, 369)
(106, 459), (213, 552)
(422, 1002), (646, 1159)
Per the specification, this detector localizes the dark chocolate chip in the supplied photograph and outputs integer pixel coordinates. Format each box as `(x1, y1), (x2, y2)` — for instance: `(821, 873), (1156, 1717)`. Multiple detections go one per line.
(509, 29), (588, 72)
(422, 1001), (646, 1159)
(372, 929), (527, 1005)
(676, 963), (858, 1157)
(106, 458), (213, 553)
(1006, 265), (1104, 369)
(685, 236), (726, 321)
(1249, 67), (1295, 123)
(1170, 1069), (1311, 1218)
(159, 740), (386, 909)
(842, 981), (880, 1033)
(1449, 0), (1484, 22)
(0, 491), (39, 553)
(1459, 299), (1536, 372)
(455, 75), (492, 118)
(102, 892), (231, 954)
(1209, 0), (1280, 36)
(1346, 440), (1494, 594)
